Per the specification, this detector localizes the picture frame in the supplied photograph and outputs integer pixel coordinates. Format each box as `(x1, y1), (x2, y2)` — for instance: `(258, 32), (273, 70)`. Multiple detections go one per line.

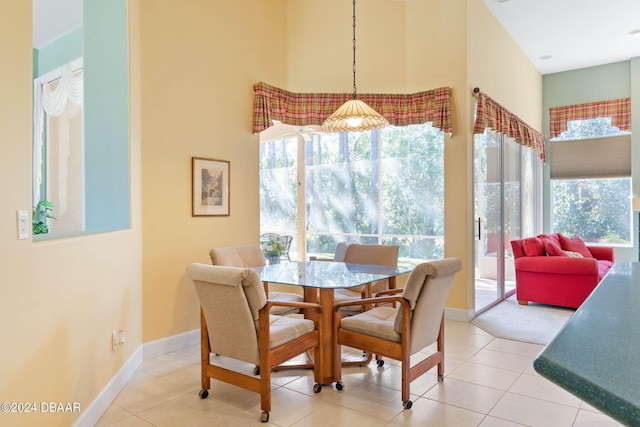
(192, 157), (230, 216)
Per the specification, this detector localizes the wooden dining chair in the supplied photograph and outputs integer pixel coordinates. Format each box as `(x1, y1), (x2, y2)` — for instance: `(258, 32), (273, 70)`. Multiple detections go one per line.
(187, 263), (323, 423)
(209, 244), (302, 316)
(333, 257), (462, 409)
(331, 243), (399, 366)
(333, 243), (400, 314)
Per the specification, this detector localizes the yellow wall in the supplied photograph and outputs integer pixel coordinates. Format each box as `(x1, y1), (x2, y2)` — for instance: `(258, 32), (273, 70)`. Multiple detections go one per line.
(284, 0), (541, 312)
(465, 0), (542, 309)
(0, 0), (541, 424)
(467, 0), (542, 127)
(0, 1), (142, 426)
(139, 0), (288, 342)
(286, 0), (408, 93)
(407, 0), (474, 310)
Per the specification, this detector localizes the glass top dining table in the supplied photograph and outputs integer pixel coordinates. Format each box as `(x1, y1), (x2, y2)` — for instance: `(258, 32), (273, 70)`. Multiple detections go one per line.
(255, 260), (412, 289)
(255, 260), (414, 385)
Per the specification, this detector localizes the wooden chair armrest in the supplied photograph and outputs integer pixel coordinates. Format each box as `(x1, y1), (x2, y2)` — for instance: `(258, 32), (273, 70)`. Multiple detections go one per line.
(374, 288), (403, 297)
(260, 301), (324, 337)
(333, 295), (404, 312)
(263, 300), (322, 313)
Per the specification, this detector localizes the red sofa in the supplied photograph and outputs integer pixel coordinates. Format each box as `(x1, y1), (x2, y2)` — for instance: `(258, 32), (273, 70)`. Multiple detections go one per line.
(510, 233), (614, 309)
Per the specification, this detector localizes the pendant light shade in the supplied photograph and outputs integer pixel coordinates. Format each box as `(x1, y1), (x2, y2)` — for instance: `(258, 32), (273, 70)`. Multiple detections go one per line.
(322, 0), (388, 133)
(322, 99), (389, 132)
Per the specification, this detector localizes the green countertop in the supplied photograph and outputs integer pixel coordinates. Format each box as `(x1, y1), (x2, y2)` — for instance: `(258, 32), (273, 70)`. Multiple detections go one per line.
(534, 262), (640, 426)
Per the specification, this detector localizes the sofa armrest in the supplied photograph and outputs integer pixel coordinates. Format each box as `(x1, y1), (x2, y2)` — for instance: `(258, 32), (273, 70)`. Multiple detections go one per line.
(587, 245), (614, 262)
(514, 256), (598, 276)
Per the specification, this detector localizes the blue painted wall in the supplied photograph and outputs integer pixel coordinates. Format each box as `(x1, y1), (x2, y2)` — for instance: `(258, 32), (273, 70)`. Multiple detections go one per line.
(33, 27), (83, 78)
(83, 0), (130, 231)
(33, 0), (129, 235)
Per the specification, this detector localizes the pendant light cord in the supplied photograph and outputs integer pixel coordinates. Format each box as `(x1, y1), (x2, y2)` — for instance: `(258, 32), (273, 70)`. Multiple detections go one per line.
(352, 0), (357, 100)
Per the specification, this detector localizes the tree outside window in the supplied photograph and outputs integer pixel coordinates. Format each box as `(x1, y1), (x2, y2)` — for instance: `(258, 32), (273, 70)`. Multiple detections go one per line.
(260, 124), (445, 265)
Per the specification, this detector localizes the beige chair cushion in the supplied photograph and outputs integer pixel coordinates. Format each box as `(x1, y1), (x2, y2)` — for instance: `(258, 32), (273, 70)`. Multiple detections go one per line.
(333, 287), (382, 314)
(333, 241), (357, 262)
(188, 264), (265, 364)
(342, 243), (399, 295)
(209, 244), (303, 315)
(340, 306), (400, 342)
(209, 245), (267, 268)
(393, 258), (462, 353)
(269, 314), (315, 348)
(339, 258), (461, 356)
(188, 263), (316, 363)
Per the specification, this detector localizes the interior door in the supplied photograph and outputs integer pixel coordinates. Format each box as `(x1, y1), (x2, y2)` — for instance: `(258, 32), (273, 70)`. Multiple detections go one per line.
(474, 131), (520, 313)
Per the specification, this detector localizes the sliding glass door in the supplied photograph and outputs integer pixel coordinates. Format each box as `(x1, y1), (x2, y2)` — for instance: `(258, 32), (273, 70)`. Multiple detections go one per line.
(474, 131), (540, 314)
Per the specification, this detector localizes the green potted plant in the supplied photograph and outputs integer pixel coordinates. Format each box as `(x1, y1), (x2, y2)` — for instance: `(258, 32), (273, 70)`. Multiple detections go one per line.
(32, 200), (56, 235)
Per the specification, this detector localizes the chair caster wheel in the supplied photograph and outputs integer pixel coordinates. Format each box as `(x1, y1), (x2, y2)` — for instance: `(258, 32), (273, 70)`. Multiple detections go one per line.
(403, 400), (413, 409)
(260, 411), (269, 422)
(198, 389), (209, 399)
(335, 381), (344, 391)
(313, 383), (322, 393)
(253, 366), (260, 375)
(437, 374), (444, 382)
(376, 359), (385, 367)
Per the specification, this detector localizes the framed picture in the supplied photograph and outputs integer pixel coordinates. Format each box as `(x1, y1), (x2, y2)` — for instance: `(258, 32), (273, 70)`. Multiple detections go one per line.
(192, 157), (230, 216)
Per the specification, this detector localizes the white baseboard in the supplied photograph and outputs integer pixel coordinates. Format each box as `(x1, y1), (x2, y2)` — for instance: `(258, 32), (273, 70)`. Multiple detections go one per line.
(73, 346), (143, 427)
(445, 306), (475, 322)
(142, 329), (200, 360)
(74, 329), (200, 426)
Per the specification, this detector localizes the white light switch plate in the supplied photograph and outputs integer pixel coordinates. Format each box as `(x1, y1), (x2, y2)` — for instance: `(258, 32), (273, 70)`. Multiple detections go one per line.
(17, 210), (29, 240)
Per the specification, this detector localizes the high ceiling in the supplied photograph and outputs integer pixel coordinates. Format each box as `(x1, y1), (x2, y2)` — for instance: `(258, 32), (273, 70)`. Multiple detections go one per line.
(482, 0), (640, 75)
(32, 0), (82, 49)
(33, 0), (640, 75)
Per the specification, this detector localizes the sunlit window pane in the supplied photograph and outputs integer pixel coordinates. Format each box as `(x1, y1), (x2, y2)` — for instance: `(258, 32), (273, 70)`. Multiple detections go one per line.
(260, 124), (445, 264)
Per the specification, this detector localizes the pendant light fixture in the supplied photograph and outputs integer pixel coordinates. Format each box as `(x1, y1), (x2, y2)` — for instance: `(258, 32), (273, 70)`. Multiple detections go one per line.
(322, 0), (389, 132)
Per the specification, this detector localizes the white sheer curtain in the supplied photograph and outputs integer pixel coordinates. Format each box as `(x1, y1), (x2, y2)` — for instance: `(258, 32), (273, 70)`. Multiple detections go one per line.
(33, 57), (83, 204)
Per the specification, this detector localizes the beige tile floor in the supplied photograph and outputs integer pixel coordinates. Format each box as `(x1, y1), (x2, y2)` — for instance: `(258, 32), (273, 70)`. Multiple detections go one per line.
(96, 320), (622, 427)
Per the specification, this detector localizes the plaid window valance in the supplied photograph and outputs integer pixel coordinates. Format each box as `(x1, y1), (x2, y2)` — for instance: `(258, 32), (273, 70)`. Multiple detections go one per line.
(473, 91), (546, 163)
(252, 82), (453, 134)
(549, 97), (631, 139)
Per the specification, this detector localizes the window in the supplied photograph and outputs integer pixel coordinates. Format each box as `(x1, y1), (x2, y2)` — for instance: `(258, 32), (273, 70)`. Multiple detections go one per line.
(550, 118), (631, 245)
(31, 0), (130, 239)
(260, 124), (444, 266)
(33, 59), (84, 234)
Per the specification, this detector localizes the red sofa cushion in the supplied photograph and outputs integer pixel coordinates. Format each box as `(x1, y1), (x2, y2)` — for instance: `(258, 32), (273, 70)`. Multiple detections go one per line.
(542, 238), (567, 256)
(559, 234), (593, 258)
(522, 237), (545, 257)
(598, 260), (614, 280)
(537, 233), (562, 246)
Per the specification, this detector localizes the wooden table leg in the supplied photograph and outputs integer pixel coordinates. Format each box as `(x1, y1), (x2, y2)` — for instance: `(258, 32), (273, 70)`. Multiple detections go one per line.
(318, 288), (335, 384)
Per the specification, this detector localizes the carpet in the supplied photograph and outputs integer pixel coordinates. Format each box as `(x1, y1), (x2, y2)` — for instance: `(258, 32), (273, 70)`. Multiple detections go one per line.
(471, 295), (575, 345)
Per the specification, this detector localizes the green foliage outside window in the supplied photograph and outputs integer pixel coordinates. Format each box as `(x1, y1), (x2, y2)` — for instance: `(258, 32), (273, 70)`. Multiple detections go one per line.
(551, 118), (631, 245)
(260, 124), (445, 263)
